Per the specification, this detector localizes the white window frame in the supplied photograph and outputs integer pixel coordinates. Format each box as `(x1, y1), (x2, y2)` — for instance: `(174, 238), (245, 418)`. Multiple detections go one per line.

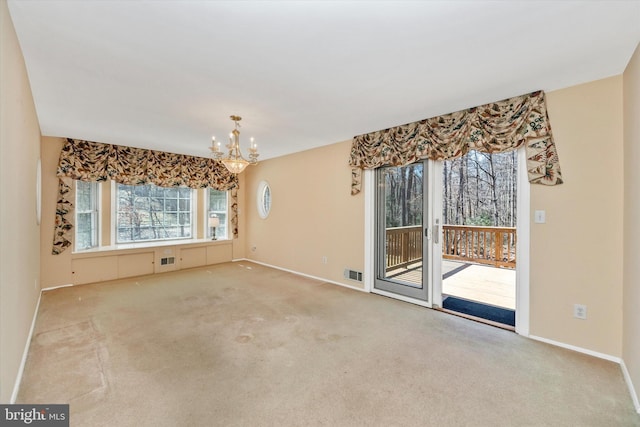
(113, 183), (196, 244)
(74, 180), (100, 251)
(257, 180), (271, 219)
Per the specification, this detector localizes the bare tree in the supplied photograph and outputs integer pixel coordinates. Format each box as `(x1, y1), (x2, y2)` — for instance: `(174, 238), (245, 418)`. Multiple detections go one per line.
(443, 150), (517, 227)
(443, 161), (449, 224)
(382, 150), (517, 230)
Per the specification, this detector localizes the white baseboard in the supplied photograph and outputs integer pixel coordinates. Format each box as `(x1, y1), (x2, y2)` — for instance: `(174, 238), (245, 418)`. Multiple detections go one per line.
(237, 259), (366, 293)
(489, 335), (640, 414)
(528, 335), (621, 363)
(41, 283), (74, 292)
(621, 359), (640, 414)
(10, 290), (42, 403)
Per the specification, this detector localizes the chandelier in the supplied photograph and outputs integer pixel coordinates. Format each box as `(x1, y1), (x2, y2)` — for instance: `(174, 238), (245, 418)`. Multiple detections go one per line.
(210, 115), (259, 174)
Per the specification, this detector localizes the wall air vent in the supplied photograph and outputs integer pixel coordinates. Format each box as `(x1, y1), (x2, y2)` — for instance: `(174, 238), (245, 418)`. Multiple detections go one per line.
(344, 269), (363, 282)
(160, 257), (175, 266)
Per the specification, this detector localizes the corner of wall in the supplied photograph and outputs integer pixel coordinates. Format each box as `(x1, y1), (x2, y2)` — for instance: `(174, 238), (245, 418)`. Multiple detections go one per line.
(242, 140), (365, 289)
(0, 0), (43, 402)
(40, 137), (74, 288)
(622, 41), (640, 415)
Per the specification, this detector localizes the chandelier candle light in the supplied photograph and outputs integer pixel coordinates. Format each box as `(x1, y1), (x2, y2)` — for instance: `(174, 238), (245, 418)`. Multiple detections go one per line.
(210, 115), (259, 174)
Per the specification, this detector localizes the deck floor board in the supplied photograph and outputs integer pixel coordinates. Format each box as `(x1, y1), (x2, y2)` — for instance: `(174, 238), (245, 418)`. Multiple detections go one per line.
(387, 260), (516, 309)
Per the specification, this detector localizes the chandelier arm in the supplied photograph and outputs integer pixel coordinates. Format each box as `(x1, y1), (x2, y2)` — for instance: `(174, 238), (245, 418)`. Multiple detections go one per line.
(210, 114), (258, 174)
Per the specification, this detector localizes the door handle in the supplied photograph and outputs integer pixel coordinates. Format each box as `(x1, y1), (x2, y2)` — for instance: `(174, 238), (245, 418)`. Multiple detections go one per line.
(434, 219), (440, 244)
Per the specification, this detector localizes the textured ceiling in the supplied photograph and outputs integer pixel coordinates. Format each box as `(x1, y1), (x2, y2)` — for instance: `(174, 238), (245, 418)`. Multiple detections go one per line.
(7, 0), (640, 160)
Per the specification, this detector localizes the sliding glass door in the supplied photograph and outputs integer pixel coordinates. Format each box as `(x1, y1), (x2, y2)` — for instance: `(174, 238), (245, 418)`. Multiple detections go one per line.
(374, 161), (441, 304)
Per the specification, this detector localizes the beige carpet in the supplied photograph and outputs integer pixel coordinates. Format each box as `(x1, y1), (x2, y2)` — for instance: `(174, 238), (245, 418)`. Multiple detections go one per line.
(18, 262), (639, 426)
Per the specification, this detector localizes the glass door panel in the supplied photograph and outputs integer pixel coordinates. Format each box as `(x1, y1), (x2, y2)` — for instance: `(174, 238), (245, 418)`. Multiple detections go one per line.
(374, 162), (429, 301)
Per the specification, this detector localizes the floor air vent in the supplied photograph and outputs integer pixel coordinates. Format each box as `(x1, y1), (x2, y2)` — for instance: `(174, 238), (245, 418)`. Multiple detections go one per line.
(160, 257), (175, 265)
(344, 269), (363, 282)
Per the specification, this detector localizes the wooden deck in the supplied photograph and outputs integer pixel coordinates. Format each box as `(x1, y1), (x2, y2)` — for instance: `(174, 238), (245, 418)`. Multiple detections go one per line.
(386, 260), (516, 309)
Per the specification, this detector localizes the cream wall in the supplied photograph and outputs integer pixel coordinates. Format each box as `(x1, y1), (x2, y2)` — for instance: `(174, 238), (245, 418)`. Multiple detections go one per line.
(40, 137), (73, 287)
(244, 140), (364, 289)
(531, 76), (624, 357)
(623, 43), (640, 410)
(0, 0), (42, 402)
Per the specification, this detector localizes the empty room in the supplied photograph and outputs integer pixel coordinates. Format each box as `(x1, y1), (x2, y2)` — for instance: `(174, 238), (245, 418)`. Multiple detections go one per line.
(1, 1), (640, 425)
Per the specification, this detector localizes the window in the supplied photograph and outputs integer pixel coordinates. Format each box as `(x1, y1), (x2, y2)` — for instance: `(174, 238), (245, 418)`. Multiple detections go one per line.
(116, 184), (194, 243)
(257, 180), (271, 219)
(207, 189), (228, 239)
(75, 181), (99, 251)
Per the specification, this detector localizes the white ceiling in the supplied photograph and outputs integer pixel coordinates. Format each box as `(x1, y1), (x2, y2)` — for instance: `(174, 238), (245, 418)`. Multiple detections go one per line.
(7, 0), (640, 161)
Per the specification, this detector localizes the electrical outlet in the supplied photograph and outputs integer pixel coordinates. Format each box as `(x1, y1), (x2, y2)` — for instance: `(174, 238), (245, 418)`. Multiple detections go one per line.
(251, 246), (257, 252)
(322, 256), (328, 264)
(573, 304), (587, 319)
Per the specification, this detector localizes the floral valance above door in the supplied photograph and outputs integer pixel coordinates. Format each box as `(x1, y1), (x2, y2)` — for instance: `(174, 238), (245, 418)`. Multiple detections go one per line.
(52, 138), (239, 255)
(349, 90), (563, 195)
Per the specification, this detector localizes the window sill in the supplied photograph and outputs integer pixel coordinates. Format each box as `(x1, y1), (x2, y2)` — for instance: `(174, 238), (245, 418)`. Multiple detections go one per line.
(72, 238), (232, 257)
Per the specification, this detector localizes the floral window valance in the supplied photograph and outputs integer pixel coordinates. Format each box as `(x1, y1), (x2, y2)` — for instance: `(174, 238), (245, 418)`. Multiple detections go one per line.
(52, 138), (239, 255)
(349, 90), (563, 195)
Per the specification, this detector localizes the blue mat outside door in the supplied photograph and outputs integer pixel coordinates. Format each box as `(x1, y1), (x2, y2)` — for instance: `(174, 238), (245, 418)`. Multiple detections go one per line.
(442, 296), (515, 327)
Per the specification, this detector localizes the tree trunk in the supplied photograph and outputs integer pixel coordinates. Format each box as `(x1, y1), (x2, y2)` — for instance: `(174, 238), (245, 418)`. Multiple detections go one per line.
(405, 165), (414, 225)
(443, 161), (449, 224)
(456, 158), (465, 224)
(511, 150), (517, 227)
(488, 154), (499, 225)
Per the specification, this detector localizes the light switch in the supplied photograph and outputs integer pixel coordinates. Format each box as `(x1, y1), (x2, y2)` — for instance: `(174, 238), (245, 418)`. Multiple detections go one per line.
(534, 210), (546, 224)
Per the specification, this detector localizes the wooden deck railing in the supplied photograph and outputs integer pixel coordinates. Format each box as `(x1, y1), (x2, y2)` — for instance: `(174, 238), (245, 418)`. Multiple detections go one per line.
(385, 224), (516, 271)
(442, 225), (516, 268)
(385, 226), (423, 270)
